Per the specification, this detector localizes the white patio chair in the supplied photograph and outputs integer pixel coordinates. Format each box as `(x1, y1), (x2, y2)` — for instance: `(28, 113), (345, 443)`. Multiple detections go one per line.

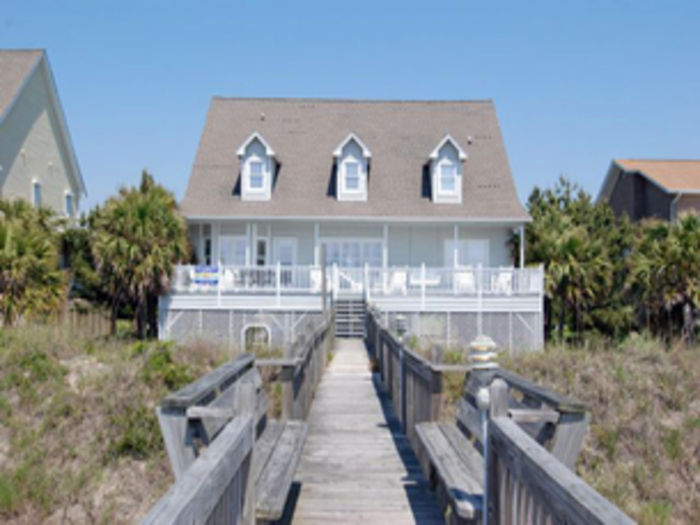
(389, 270), (408, 296)
(494, 268), (513, 295)
(454, 269), (476, 294)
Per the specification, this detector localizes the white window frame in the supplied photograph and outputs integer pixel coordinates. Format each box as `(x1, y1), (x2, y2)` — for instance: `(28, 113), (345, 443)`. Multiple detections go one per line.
(219, 235), (247, 266)
(248, 160), (264, 190)
(31, 179), (42, 208)
(438, 162), (457, 195)
(343, 160), (361, 192)
(444, 239), (490, 267)
(323, 237), (383, 268)
(64, 191), (74, 217)
(273, 237), (297, 266)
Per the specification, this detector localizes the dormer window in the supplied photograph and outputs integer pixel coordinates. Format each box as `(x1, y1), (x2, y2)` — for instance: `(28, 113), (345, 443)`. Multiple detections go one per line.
(333, 133), (371, 201)
(439, 164), (457, 193)
(236, 132), (276, 201)
(344, 161), (360, 191)
(249, 161), (264, 189)
(429, 134), (467, 204)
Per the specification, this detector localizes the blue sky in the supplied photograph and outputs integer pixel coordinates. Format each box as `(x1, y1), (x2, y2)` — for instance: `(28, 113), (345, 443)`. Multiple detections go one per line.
(2, 1), (699, 211)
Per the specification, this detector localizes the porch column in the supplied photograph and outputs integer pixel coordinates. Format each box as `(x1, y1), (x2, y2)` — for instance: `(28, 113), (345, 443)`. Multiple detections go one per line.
(251, 223), (258, 265)
(212, 222), (220, 266)
(519, 225), (525, 268)
(453, 224), (459, 267)
(245, 223), (252, 265)
(382, 224), (389, 268)
(314, 223), (320, 265)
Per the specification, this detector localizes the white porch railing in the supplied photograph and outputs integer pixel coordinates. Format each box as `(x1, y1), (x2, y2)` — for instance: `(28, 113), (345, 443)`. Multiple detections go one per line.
(171, 264), (543, 301)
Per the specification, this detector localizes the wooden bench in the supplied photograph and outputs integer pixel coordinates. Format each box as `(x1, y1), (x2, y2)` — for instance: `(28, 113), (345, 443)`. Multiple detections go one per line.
(156, 353), (307, 524)
(416, 367), (588, 525)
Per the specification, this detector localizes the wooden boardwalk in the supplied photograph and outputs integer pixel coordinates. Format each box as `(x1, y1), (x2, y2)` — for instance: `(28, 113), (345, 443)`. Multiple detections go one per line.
(291, 338), (444, 524)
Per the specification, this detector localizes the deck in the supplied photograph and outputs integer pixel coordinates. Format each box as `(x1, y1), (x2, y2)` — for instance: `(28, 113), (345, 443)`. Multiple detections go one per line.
(291, 338), (444, 524)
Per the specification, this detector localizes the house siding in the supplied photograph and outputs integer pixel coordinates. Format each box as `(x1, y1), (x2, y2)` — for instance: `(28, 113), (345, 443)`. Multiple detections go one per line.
(0, 63), (79, 216)
(608, 171), (671, 221)
(189, 219), (514, 267)
(676, 194), (700, 215)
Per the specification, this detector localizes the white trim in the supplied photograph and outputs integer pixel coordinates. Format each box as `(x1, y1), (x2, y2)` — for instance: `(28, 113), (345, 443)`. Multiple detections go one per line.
(429, 134), (467, 161)
(437, 161), (458, 196)
(39, 55), (86, 197)
(236, 131), (275, 157)
(31, 178), (42, 207)
(332, 132), (372, 158)
(240, 323), (271, 350)
(186, 215), (532, 224)
(64, 189), (74, 217)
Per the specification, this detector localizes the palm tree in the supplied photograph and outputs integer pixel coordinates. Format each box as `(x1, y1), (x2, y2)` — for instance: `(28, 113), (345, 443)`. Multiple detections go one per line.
(91, 171), (189, 338)
(0, 200), (67, 326)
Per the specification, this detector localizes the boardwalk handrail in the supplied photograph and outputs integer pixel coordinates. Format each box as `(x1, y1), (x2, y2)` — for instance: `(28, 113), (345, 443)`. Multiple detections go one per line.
(366, 308), (635, 524)
(487, 380), (633, 524)
(142, 415), (255, 524)
(256, 312), (335, 420)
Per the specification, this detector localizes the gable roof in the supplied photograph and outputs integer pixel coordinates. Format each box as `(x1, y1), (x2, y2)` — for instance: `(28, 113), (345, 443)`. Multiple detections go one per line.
(429, 134), (467, 161)
(333, 132), (372, 159)
(236, 131), (276, 158)
(0, 49), (86, 197)
(615, 159), (700, 192)
(181, 97), (529, 222)
(0, 49), (43, 120)
(599, 159), (700, 202)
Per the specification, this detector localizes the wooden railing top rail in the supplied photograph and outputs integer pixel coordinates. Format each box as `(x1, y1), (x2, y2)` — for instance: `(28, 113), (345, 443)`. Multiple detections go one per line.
(142, 415), (254, 524)
(488, 405), (633, 524)
(256, 315), (333, 369)
(496, 368), (585, 414)
(162, 354), (254, 410)
(367, 308), (585, 414)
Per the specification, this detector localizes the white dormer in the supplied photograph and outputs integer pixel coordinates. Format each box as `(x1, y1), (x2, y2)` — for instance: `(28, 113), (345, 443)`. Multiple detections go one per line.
(429, 134), (467, 204)
(333, 133), (371, 201)
(237, 132), (276, 201)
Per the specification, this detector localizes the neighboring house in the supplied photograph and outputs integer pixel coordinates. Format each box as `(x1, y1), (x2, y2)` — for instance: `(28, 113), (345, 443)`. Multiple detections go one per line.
(0, 49), (85, 217)
(162, 97), (543, 351)
(598, 159), (700, 221)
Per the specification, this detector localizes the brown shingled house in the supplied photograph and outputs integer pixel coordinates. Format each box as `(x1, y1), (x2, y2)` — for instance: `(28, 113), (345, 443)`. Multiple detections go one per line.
(161, 98), (543, 351)
(598, 159), (700, 221)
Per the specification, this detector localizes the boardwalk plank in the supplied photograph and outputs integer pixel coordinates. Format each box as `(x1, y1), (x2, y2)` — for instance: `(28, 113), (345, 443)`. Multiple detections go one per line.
(292, 338), (444, 524)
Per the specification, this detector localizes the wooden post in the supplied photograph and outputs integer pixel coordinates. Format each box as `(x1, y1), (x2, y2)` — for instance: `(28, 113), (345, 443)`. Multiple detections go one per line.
(235, 379), (257, 525)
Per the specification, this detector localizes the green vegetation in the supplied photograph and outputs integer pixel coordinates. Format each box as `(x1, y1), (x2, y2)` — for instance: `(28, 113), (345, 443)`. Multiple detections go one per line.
(0, 325), (228, 521)
(90, 171), (189, 338)
(515, 177), (700, 343)
(0, 200), (67, 326)
(498, 337), (699, 524)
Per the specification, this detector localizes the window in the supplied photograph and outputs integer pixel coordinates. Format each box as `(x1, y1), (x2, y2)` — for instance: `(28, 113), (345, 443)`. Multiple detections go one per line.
(204, 238), (212, 265)
(32, 181), (42, 208)
(345, 162), (360, 191)
(249, 161), (263, 189)
(324, 240), (382, 267)
(65, 193), (73, 216)
(274, 239), (297, 266)
(218, 236), (247, 266)
(439, 164), (457, 193)
(444, 239), (490, 267)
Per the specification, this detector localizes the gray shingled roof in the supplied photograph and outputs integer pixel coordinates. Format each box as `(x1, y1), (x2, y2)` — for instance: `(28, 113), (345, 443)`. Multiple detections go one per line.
(0, 49), (43, 119)
(181, 98), (529, 221)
